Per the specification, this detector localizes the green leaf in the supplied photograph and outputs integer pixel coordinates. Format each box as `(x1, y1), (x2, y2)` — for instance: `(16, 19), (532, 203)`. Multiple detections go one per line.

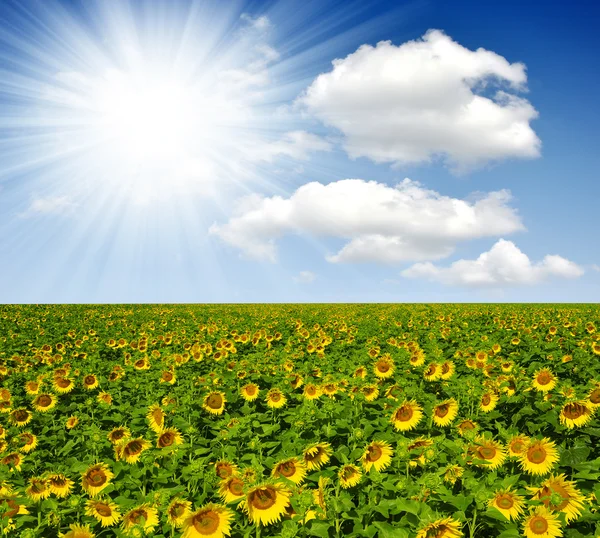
(373, 521), (409, 538)
(560, 446), (590, 466)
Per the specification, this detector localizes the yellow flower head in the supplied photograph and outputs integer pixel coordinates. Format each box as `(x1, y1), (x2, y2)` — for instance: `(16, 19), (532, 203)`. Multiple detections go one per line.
(303, 443), (332, 471)
(166, 498), (192, 528)
(266, 388), (287, 409)
(271, 457), (307, 485)
(121, 504), (159, 535)
(521, 507), (562, 538)
(182, 503), (233, 538)
(519, 438), (559, 476)
(532, 369), (557, 392)
(241, 483), (291, 526)
(416, 517), (462, 538)
(240, 383), (259, 402)
(219, 476), (246, 503)
(81, 463), (114, 496)
(432, 399), (458, 427)
(531, 474), (585, 523)
(203, 392), (226, 415)
(146, 404), (166, 433)
(559, 401), (595, 429)
(469, 437), (507, 470)
(85, 499), (121, 527)
(361, 440), (393, 473)
(391, 400), (423, 431)
(47, 473), (74, 498)
(338, 464), (362, 489)
(489, 489), (526, 521)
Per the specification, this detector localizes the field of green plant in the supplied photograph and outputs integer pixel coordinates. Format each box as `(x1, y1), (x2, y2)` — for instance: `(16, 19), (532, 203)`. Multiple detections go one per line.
(1, 304), (600, 538)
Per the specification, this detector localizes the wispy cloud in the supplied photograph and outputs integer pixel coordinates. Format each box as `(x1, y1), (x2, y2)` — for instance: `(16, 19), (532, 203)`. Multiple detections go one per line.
(293, 270), (316, 283)
(19, 195), (77, 218)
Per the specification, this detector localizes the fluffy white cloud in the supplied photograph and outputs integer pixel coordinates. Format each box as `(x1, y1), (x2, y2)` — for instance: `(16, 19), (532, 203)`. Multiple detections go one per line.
(297, 29), (541, 172)
(209, 178), (524, 263)
(293, 270), (316, 283)
(20, 195), (76, 217)
(401, 239), (583, 286)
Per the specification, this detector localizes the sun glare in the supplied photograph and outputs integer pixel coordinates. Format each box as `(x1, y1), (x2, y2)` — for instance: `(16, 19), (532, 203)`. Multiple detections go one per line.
(94, 71), (194, 165)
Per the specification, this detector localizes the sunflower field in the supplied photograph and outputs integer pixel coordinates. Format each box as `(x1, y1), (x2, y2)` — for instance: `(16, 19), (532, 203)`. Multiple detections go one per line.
(1, 304), (600, 538)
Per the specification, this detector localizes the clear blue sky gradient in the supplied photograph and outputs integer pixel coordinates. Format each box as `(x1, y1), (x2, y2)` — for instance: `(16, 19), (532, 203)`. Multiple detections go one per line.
(0, 0), (598, 302)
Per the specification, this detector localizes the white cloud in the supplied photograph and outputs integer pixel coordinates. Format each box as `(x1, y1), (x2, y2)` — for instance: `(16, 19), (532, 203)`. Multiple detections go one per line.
(251, 131), (332, 162)
(20, 195), (76, 217)
(297, 29), (541, 172)
(401, 239), (583, 286)
(294, 270), (316, 283)
(209, 178), (524, 263)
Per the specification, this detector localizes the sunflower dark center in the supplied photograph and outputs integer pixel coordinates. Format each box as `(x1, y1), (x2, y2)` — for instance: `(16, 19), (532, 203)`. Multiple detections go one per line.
(159, 432), (174, 447)
(125, 440), (143, 455)
(129, 509), (148, 525)
(249, 488), (277, 510)
(527, 446), (547, 464)
(56, 377), (71, 388)
(279, 461), (296, 477)
(96, 503), (113, 517)
(590, 388), (600, 404)
(496, 495), (514, 509)
(537, 372), (551, 385)
(367, 445), (383, 462)
(482, 394), (491, 406)
(38, 395), (52, 407)
(207, 394), (223, 408)
(13, 410), (29, 422)
(529, 516), (549, 534)
(88, 469), (107, 486)
(477, 446), (496, 460)
(229, 479), (244, 495)
(192, 510), (220, 534)
(396, 406), (413, 421)
(563, 403), (586, 419)
(436, 404), (449, 417)
(85, 376), (96, 385)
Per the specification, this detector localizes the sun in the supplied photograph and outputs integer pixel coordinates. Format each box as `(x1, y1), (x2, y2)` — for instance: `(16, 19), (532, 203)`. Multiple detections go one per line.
(92, 70), (199, 165)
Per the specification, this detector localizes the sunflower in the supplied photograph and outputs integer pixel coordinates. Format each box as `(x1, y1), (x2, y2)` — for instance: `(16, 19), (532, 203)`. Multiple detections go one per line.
(416, 517), (462, 538)
(423, 363), (442, 382)
(83, 374), (99, 390)
(321, 383), (339, 397)
(521, 507), (562, 538)
(121, 504), (159, 535)
(531, 474), (586, 523)
(266, 388), (287, 409)
(53, 376), (74, 394)
(354, 366), (367, 378)
(303, 384), (320, 400)
(272, 457), (307, 485)
(519, 438), (559, 476)
(338, 464), (362, 488)
(81, 463), (114, 497)
(362, 384), (379, 402)
(107, 426), (130, 445)
(489, 489), (526, 521)
(457, 420), (478, 437)
(374, 358), (394, 379)
(203, 392), (226, 415)
(97, 392), (112, 405)
(182, 503), (234, 538)
(215, 460), (238, 480)
(361, 440), (393, 472)
(32, 393), (57, 412)
(440, 361), (455, 380)
(133, 358), (151, 370)
(219, 476), (246, 503)
(432, 399), (459, 427)
(24, 380), (41, 395)
(303, 443), (332, 471)
(160, 370), (176, 384)
(443, 465), (464, 485)
(469, 437), (507, 470)
(18, 432), (37, 453)
(588, 386), (600, 408)
(480, 391), (499, 413)
(409, 353), (425, 367)
(61, 523), (96, 538)
(390, 400), (423, 431)
(240, 383), (260, 402)
(241, 483), (291, 526)
(2, 452), (23, 472)
(146, 404), (166, 433)
(507, 435), (531, 458)
(157, 428), (183, 449)
(532, 369), (557, 392)
(85, 499), (121, 527)
(10, 408), (32, 427)
(47, 473), (74, 498)
(167, 498), (192, 528)
(559, 401), (595, 429)
(25, 477), (50, 502)
(119, 438), (151, 464)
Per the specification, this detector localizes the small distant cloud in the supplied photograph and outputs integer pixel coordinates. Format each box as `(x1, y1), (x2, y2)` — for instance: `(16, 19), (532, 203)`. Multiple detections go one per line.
(590, 264), (600, 272)
(20, 195), (76, 217)
(294, 270), (316, 283)
(252, 131), (332, 163)
(401, 239), (583, 287)
(240, 14), (271, 32)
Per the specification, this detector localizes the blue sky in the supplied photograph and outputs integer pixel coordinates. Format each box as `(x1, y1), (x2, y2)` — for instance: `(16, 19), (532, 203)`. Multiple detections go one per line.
(0, 0), (598, 303)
